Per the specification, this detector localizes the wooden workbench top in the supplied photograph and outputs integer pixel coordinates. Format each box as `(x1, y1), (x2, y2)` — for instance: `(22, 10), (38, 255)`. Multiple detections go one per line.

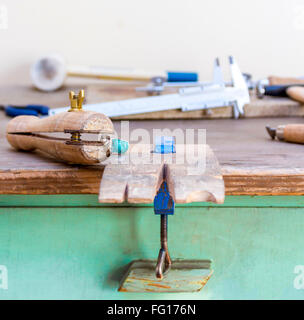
(0, 83), (304, 196)
(1, 116), (304, 196)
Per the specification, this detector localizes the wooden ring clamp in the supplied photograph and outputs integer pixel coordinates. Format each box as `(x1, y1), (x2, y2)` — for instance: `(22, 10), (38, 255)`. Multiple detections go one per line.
(6, 90), (115, 165)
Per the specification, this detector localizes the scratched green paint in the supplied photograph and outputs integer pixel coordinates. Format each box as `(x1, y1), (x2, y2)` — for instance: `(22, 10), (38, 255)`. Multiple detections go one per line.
(1, 195), (304, 207)
(0, 195), (303, 300)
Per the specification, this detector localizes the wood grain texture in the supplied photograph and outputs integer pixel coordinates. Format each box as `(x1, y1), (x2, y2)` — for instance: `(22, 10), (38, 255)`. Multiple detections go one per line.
(1, 117), (304, 196)
(119, 260), (212, 293)
(99, 144), (224, 204)
(283, 124), (304, 144)
(88, 84), (304, 120)
(165, 144), (224, 204)
(1, 83), (304, 196)
(99, 145), (164, 203)
(6, 111), (114, 164)
(269, 76), (304, 85)
(1, 83), (304, 120)
(6, 111), (114, 134)
(287, 86), (304, 104)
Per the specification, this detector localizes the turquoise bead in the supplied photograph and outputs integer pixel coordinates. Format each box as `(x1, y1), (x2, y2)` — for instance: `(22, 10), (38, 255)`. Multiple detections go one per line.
(111, 139), (129, 154)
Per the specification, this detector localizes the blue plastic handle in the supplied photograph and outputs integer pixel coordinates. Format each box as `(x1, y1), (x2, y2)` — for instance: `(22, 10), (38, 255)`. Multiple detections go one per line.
(5, 107), (39, 117)
(264, 85), (289, 97)
(166, 71), (198, 82)
(26, 104), (50, 115)
(5, 105), (50, 117)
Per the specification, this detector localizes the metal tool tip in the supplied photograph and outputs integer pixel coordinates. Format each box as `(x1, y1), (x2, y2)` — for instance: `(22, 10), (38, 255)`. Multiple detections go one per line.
(266, 126), (276, 140)
(215, 57), (220, 66)
(229, 56), (234, 64)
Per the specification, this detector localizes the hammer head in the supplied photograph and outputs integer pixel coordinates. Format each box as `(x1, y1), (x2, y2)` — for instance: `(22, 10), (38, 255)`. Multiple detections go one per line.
(31, 54), (66, 91)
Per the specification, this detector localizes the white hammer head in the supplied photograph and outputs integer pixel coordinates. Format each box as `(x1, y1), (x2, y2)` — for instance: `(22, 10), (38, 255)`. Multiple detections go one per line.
(31, 54), (66, 91)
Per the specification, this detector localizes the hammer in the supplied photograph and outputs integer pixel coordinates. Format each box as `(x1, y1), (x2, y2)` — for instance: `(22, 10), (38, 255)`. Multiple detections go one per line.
(30, 54), (198, 92)
(257, 76), (304, 103)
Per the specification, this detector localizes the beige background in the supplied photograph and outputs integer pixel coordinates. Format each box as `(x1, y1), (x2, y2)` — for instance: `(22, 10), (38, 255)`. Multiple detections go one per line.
(1, 0), (304, 85)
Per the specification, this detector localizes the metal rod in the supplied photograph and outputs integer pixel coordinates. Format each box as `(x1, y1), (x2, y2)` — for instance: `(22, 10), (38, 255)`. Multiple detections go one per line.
(155, 214), (172, 279)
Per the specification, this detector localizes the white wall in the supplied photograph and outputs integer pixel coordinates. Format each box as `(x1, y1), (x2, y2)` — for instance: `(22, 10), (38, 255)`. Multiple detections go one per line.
(1, 0), (304, 85)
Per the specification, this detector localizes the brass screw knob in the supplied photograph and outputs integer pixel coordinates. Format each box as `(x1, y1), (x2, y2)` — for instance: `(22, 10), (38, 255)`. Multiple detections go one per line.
(68, 89), (85, 112)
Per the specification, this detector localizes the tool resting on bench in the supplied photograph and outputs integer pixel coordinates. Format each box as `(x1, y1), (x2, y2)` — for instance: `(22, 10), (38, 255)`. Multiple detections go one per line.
(6, 90), (115, 164)
(256, 75), (304, 104)
(266, 124), (304, 144)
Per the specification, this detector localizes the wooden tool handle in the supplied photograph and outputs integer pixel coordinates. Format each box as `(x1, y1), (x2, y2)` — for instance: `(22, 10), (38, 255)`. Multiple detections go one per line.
(6, 111), (114, 134)
(6, 115), (53, 145)
(269, 76), (304, 85)
(283, 124), (304, 144)
(6, 116), (41, 151)
(286, 86), (304, 104)
(7, 131), (106, 164)
(6, 112), (114, 165)
(6, 116), (66, 153)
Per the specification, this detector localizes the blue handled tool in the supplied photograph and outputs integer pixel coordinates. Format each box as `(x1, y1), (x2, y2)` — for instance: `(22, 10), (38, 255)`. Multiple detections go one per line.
(0, 104), (50, 117)
(263, 85), (293, 97)
(166, 71), (198, 83)
(256, 82), (304, 99)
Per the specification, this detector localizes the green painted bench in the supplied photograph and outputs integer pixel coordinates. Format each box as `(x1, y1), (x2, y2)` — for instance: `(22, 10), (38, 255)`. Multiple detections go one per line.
(1, 117), (304, 299)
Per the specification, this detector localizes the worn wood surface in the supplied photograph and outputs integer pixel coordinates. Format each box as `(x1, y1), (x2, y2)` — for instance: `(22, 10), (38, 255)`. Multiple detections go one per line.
(282, 124), (304, 144)
(165, 145), (224, 203)
(89, 85), (304, 120)
(99, 144), (224, 204)
(6, 110), (114, 134)
(0, 116), (304, 196)
(6, 111), (114, 164)
(1, 83), (304, 120)
(99, 147), (164, 203)
(119, 260), (212, 293)
(269, 76), (304, 86)
(286, 86), (304, 104)
(1, 84), (304, 196)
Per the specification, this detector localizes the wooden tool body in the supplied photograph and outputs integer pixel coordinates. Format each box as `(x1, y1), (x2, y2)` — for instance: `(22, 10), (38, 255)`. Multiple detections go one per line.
(280, 124), (304, 144)
(6, 110), (114, 165)
(263, 77), (304, 103)
(266, 123), (304, 144)
(286, 86), (304, 104)
(268, 76), (304, 86)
